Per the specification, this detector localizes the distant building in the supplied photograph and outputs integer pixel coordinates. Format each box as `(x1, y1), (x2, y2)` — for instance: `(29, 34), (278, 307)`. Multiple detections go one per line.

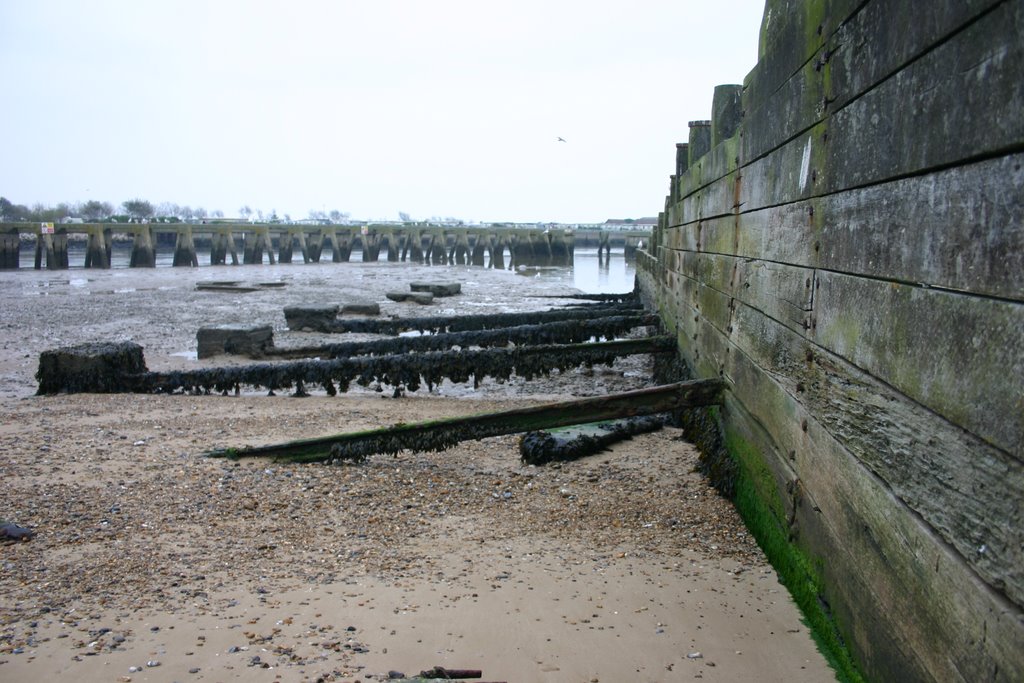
(603, 217), (657, 230)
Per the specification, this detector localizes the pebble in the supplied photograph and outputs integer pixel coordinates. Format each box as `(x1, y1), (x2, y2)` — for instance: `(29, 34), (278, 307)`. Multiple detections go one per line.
(687, 651), (703, 659)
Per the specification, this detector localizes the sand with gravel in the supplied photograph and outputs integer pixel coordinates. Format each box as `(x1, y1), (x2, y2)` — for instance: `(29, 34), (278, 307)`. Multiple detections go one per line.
(0, 260), (834, 682)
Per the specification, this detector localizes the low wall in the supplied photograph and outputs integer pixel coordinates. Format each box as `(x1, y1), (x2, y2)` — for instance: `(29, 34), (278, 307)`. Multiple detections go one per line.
(638, 0), (1023, 680)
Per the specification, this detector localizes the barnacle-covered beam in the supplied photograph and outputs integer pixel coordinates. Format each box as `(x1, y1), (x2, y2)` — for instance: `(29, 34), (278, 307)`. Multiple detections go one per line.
(205, 379), (725, 463)
(263, 314), (660, 360)
(128, 336), (675, 395)
(290, 303), (644, 336)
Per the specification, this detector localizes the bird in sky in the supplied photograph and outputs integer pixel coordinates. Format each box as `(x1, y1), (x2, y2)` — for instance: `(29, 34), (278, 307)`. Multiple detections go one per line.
(556, 136), (567, 143)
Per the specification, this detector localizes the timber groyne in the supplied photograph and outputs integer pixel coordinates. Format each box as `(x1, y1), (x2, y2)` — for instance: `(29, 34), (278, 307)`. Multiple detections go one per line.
(0, 223), (648, 270)
(638, 1), (1023, 681)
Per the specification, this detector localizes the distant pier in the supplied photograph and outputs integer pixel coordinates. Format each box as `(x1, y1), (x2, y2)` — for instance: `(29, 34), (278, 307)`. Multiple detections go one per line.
(0, 222), (650, 270)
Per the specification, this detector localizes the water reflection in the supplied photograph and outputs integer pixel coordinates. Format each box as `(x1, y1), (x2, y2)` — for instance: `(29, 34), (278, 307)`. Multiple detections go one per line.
(16, 244), (637, 295)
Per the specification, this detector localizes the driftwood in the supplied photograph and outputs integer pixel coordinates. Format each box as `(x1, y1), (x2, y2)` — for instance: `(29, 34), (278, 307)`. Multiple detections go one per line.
(205, 380), (724, 463)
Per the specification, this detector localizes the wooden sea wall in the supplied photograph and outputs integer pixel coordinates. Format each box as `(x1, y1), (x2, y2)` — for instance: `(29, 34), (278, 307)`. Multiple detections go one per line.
(637, 0), (1023, 680)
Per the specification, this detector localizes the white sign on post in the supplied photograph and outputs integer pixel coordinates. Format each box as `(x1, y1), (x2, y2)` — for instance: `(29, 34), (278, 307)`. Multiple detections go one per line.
(40, 222), (55, 235)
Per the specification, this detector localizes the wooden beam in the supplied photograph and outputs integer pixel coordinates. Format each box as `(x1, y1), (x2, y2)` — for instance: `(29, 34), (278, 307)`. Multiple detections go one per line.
(205, 380), (724, 463)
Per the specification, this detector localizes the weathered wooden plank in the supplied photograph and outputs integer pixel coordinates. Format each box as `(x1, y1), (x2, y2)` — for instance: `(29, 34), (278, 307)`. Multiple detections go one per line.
(742, 0), (1003, 164)
(820, 0), (1024, 193)
(674, 136), (740, 206)
(664, 250), (814, 336)
(743, 0), (864, 116)
(205, 380), (725, 463)
(812, 271), (1024, 456)
(680, 299), (1024, 682)
(670, 1), (1024, 226)
(731, 299), (1024, 605)
(663, 153), (1024, 301)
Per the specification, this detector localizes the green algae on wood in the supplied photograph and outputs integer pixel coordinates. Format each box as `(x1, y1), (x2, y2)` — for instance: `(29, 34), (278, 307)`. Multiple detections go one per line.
(205, 380), (724, 464)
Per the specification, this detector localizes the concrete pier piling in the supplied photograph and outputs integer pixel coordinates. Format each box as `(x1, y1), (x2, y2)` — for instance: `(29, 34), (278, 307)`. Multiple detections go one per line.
(307, 230), (324, 262)
(34, 231), (69, 270)
(1, 230), (20, 269)
(385, 232), (401, 262)
(428, 233), (447, 265)
(597, 231), (612, 260)
(243, 228), (275, 265)
(450, 231), (470, 265)
(2, 223), (645, 271)
(172, 226), (199, 267)
(208, 229), (239, 266)
(84, 226), (111, 269)
(130, 226), (157, 267)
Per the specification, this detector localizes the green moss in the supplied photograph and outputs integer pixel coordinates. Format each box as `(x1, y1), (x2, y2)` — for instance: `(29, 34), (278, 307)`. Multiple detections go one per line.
(723, 426), (864, 683)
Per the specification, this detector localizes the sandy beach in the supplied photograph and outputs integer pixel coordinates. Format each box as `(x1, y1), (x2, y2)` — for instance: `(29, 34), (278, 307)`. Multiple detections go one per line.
(0, 259), (834, 682)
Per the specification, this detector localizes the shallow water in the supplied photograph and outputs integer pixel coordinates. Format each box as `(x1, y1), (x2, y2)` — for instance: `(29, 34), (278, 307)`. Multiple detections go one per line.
(17, 244), (635, 294)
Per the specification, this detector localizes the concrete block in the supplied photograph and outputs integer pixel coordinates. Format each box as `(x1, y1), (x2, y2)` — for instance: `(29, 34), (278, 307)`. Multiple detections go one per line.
(283, 305), (339, 332)
(386, 291), (434, 305)
(409, 282), (462, 297)
(196, 324), (274, 359)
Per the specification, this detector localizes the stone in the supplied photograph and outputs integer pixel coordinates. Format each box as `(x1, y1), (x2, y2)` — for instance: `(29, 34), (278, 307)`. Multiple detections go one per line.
(386, 291), (434, 304)
(341, 301), (381, 316)
(409, 281), (461, 297)
(283, 305), (339, 332)
(196, 325), (274, 359)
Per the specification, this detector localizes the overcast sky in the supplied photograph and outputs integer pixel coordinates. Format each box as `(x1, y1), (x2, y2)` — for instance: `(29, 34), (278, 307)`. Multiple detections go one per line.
(1, 0), (765, 224)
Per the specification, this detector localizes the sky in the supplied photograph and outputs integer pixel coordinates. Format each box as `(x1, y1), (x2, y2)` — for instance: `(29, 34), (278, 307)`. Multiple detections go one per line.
(1, 0), (765, 224)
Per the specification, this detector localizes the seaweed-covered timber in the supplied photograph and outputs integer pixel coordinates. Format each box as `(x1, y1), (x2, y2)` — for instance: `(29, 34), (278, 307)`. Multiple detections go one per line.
(288, 302), (644, 335)
(36, 341), (148, 394)
(531, 291), (638, 302)
(37, 337), (675, 396)
(205, 380), (723, 463)
(260, 314), (660, 360)
(519, 414), (669, 465)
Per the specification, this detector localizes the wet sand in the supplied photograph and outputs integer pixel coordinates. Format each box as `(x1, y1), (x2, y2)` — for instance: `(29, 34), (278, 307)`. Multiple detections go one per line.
(0, 261), (834, 681)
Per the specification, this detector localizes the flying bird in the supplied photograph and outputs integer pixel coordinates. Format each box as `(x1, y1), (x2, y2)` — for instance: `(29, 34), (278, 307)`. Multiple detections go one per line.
(557, 136), (567, 143)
